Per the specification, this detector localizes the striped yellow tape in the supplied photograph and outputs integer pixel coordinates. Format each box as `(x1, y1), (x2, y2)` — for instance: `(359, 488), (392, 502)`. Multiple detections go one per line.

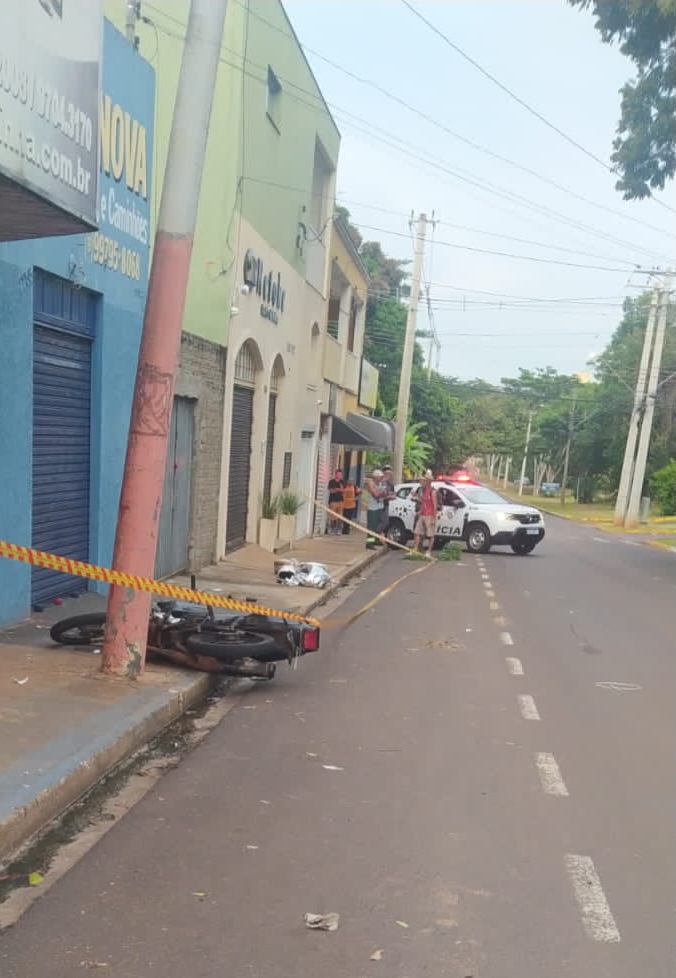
(0, 540), (320, 626)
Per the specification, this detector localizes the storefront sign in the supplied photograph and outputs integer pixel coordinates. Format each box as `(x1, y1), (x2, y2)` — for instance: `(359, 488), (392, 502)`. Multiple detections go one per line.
(243, 248), (286, 324)
(0, 0), (102, 227)
(84, 21), (154, 285)
(358, 357), (379, 410)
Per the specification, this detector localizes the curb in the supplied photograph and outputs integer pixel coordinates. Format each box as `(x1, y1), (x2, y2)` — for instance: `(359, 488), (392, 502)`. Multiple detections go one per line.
(0, 671), (213, 863)
(0, 547), (384, 863)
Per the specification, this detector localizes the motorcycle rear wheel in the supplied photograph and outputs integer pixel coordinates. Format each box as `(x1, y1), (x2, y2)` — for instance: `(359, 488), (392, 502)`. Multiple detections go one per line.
(50, 612), (107, 646)
(185, 629), (278, 662)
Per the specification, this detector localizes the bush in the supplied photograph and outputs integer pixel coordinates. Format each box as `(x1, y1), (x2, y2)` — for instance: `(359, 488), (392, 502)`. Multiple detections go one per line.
(649, 459), (676, 516)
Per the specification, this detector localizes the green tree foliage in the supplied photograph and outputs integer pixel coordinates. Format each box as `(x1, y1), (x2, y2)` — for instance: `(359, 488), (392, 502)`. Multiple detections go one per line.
(568, 0), (676, 199)
(649, 458), (676, 514)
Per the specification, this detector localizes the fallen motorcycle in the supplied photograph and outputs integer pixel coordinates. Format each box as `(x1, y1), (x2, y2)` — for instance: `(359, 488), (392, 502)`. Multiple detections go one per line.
(49, 598), (320, 680)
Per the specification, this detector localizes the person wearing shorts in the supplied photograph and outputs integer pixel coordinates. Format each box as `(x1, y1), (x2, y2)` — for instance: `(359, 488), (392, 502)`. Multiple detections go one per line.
(412, 470), (438, 553)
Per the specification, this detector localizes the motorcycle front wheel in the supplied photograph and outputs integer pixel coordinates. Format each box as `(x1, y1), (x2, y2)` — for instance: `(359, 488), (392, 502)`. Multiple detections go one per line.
(185, 629), (278, 662)
(50, 612), (107, 646)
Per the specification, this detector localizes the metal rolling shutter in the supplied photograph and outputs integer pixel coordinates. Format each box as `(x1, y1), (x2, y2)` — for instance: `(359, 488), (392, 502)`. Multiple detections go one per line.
(155, 397), (194, 579)
(263, 393), (276, 507)
(32, 326), (91, 604)
(226, 386), (254, 551)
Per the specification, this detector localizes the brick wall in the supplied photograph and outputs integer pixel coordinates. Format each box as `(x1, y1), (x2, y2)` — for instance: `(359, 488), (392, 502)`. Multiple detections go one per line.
(175, 332), (227, 572)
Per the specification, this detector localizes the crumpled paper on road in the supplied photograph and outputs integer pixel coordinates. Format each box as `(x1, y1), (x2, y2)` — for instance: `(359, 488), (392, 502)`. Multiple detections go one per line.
(304, 911), (340, 931)
(276, 561), (331, 589)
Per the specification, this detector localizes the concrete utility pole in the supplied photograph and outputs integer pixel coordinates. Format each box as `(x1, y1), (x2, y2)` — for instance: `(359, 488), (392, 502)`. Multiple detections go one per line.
(518, 410), (534, 497)
(560, 394), (577, 507)
(393, 212), (429, 482)
(102, 0), (229, 679)
(624, 281), (672, 528)
(613, 288), (660, 526)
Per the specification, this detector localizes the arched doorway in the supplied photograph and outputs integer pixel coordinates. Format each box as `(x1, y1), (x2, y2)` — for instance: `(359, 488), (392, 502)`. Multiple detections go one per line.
(263, 355), (285, 507)
(226, 339), (262, 551)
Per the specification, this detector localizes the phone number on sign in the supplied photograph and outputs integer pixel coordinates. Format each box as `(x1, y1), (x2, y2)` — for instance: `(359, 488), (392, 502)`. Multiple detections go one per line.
(86, 233), (142, 280)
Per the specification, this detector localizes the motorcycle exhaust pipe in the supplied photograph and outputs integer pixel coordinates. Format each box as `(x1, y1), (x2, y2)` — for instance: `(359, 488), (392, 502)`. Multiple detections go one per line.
(219, 659), (277, 679)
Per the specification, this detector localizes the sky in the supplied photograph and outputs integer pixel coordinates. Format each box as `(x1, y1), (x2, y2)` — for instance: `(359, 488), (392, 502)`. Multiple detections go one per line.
(283, 0), (676, 383)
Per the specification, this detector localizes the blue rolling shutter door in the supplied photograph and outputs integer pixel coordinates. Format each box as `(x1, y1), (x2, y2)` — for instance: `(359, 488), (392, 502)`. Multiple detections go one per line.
(32, 272), (94, 605)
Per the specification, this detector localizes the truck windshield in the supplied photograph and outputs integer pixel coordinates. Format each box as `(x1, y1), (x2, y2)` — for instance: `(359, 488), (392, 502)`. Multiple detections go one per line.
(461, 487), (507, 505)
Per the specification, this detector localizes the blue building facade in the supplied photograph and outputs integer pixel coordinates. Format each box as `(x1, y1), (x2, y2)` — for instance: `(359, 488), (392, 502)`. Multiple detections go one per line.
(0, 21), (155, 624)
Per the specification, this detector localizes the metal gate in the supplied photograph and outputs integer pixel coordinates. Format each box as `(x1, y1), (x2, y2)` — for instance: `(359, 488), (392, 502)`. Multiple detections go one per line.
(31, 272), (95, 605)
(226, 386), (254, 551)
(155, 396), (195, 579)
(263, 393), (277, 507)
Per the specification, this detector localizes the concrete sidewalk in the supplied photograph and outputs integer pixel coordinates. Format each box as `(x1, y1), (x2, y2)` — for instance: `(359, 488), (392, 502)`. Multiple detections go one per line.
(0, 534), (381, 863)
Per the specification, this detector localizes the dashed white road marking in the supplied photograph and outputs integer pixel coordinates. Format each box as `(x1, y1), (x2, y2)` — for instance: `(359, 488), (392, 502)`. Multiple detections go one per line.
(535, 752), (569, 796)
(565, 854), (621, 943)
(518, 694), (541, 721)
(506, 657), (524, 676)
(486, 589), (495, 598)
(483, 581), (492, 588)
(489, 601), (500, 611)
(500, 631), (514, 646)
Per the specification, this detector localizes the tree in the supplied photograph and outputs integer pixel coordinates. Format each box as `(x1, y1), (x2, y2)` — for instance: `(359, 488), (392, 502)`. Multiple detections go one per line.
(568, 0), (676, 199)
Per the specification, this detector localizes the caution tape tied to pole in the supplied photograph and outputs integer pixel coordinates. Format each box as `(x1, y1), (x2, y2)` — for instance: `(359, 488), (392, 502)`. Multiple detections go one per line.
(0, 494), (436, 632)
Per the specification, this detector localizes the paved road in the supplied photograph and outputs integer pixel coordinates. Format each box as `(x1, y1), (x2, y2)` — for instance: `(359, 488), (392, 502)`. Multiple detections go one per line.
(1, 519), (675, 976)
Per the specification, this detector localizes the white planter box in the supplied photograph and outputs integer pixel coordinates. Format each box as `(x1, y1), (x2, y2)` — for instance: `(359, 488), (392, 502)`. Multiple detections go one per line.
(259, 518), (277, 553)
(278, 513), (296, 544)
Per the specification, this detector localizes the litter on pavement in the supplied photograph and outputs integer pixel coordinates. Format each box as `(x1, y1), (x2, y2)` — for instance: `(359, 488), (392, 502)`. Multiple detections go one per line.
(276, 560), (331, 589)
(304, 911), (340, 931)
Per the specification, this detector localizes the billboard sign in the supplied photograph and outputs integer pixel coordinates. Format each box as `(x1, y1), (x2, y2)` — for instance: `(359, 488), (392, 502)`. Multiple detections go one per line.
(0, 0), (102, 227)
(84, 20), (154, 292)
(358, 357), (379, 411)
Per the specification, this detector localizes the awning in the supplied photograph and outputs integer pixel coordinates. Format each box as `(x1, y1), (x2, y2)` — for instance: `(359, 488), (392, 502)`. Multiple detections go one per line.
(346, 413), (395, 452)
(330, 415), (372, 448)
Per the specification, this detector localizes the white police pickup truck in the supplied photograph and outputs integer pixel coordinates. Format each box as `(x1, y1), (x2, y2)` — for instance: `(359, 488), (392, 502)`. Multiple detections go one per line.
(386, 481), (546, 555)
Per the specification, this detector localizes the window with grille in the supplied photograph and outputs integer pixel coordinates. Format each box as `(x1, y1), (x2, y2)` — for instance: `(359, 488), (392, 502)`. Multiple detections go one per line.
(234, 342), (257, 385)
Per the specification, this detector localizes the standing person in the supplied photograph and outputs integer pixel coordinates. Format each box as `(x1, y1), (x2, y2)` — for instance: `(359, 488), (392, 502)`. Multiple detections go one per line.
(341, 478), (360, 534)
(378, 464), (396, 535)
(412, 470), (438, 554)
(365, 468), (386, 547)
(327, 469), (345, 534)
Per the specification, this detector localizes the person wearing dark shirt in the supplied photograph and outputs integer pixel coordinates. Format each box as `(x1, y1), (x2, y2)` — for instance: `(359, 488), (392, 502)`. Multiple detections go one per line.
(327, 469), (345, 534)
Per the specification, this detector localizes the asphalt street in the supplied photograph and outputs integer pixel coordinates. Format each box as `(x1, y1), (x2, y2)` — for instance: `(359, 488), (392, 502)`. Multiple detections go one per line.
(1, 517), (675, 976)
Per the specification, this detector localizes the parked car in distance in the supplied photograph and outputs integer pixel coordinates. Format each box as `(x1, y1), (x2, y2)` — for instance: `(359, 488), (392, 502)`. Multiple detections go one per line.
(386, 481), (546, 555)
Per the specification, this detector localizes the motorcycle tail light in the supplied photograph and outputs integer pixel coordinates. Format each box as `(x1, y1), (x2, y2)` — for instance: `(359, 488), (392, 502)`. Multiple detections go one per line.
(302, 626), (320, 652)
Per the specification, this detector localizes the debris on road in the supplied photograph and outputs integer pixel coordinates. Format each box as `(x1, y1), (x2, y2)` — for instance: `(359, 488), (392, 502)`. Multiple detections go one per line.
(370, 948), (385, 961)
(304, 911), (340, 931)
(322, 764), (344, 772)
(276, 560), (331, 589)
(12, 676), (29, 685)
(396, 920), (409, 928)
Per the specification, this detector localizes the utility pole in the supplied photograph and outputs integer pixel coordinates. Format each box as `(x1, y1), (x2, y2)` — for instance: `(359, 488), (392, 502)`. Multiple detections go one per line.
(102, 0), (229, 679)
(624, 280), (672, 528)
(393, 212), (430, 482)
(560, 394), (577, 507)
(518, 410), (534, 497)
(613, 288), (660, 525)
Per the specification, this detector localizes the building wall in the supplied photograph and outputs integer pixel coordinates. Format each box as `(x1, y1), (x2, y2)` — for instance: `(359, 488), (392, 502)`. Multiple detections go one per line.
(0, 21), (154, 625)
(174, 333), (227, 571)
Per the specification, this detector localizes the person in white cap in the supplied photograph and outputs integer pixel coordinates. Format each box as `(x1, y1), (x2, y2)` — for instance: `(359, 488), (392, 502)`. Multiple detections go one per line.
(411, 470), (438, 553)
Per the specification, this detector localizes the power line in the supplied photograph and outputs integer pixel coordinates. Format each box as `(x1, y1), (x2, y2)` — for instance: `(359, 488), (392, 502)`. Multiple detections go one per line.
(143, 8), (673, 266)
(356, 223), (635, 272)
(400, 0), (676, 222)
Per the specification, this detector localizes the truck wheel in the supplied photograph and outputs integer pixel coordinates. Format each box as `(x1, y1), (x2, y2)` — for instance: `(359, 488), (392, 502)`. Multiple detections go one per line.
(466, 522), (491, 554)
(511, 541), (536, 555)
(385, 518), (407, 549)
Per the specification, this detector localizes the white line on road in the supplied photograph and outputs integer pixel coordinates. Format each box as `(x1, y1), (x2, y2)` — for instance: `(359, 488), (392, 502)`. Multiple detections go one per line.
(518, 694), (541, 721)
(489, 601), (500, 611)
(500, 631), (514, 646)
(565, 854), (621, 943)
(535, 752), (569, 796)
(506, 657), (524, 676)
(483, 581), (492, 588)
(486, 590), (495, 598)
